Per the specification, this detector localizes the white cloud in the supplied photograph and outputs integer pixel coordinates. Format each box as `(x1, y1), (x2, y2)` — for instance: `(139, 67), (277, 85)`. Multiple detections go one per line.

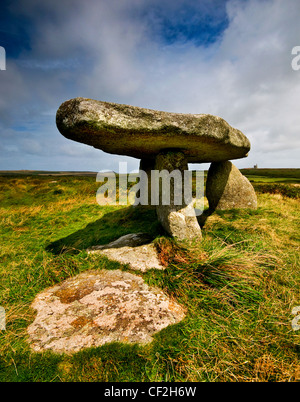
(0, 0), (299, 170)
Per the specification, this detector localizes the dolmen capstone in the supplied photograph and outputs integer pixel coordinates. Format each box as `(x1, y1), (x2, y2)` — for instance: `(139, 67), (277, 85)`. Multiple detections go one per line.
(56, 97), (257, 241)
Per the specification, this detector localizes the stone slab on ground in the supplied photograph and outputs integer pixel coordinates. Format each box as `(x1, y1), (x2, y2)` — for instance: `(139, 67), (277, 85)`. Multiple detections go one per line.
(87, 233), (165, 272)
(88, 243), (164, 272)
(27, 269), (185, 354)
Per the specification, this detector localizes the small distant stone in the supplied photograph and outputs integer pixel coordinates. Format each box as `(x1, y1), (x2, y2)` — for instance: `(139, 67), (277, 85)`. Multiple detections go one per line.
(27, 270), (185, 354)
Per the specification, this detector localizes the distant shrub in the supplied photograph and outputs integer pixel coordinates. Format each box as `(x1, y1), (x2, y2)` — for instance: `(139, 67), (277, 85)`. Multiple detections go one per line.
(254, 183), (300, 199)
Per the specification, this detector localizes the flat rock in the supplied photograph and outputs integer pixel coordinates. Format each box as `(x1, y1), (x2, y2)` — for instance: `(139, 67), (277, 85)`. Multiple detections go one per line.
(56, 97), (250, 163)
(206, 161), (257, 210)
(88, 243), (165, 272)
(87, 233), (164, 271)
(27, 270), (185, 354)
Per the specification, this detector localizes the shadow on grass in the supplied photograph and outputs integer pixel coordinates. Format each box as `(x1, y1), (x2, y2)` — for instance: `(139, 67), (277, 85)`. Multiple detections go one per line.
(46, 205), (163, 255)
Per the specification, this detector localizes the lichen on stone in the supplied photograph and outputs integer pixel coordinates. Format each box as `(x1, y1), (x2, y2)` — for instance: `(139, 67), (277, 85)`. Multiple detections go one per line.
(56, 97), (251, 162)
(27, 270), (185, 354)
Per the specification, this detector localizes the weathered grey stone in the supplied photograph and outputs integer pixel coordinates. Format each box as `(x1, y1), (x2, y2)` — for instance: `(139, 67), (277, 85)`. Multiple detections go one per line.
(87, 233), (164, 272)
(88, 241), (164, 272)
(56, 97), (250, 163)
(154, 151), (202, 241)
(206, 161), (257, 210)
(27, 269), (185, 354)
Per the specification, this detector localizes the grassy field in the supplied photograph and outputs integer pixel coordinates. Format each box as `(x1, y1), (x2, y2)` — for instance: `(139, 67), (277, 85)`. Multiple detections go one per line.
(240, 168), (300, 183)
(0, 169), (299, 382)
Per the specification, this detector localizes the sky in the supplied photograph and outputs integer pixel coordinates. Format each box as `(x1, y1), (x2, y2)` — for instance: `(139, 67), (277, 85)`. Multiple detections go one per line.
(0, 0), (299, 173)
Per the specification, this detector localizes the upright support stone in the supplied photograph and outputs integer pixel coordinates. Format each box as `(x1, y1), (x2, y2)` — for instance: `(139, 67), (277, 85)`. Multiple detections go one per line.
(206, 161), (257, 211)
(154, 151), (202, 242)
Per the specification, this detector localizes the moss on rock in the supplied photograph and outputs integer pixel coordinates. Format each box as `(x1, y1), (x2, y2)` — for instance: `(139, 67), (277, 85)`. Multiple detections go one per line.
(56, 97), (251, 163)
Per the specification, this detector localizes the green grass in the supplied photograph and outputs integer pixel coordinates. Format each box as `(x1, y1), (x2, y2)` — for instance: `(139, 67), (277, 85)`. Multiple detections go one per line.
(240, 168), (300, 183)
(0, 171), (299, 382)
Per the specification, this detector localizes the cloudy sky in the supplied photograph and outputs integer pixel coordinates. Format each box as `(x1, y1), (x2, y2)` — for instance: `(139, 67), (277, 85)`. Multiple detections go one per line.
(0, 0), (299, 172)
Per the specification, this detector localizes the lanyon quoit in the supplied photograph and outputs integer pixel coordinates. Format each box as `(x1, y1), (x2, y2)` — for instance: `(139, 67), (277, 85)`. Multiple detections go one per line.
(56, 97), (257, 241)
